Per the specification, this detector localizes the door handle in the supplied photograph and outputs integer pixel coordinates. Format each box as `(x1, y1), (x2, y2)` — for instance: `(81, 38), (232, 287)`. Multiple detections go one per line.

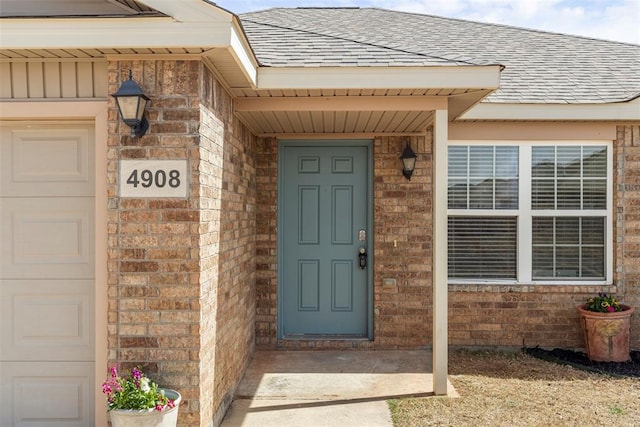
(358, 246), (367, 269)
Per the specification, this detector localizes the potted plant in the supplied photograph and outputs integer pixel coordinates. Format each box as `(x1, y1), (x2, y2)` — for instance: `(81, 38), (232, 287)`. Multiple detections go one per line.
(577, 293), (635, 362)
(102, 365), (181, 427)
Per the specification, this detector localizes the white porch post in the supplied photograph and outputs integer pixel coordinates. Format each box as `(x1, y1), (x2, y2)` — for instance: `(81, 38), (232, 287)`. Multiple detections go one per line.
(432, 108), (448, 395)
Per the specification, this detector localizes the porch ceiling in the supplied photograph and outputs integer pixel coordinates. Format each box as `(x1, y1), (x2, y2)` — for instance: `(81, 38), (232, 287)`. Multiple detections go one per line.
(236, 107), (435, 135)
(232, 88), (495, 136)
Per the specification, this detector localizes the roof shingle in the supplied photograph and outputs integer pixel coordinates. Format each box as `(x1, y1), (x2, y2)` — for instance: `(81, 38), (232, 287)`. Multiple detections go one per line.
(240, 7), (640, 104)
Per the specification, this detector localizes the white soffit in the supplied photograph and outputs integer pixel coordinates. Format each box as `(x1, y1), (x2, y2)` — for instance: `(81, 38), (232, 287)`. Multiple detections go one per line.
(463, 98), (640, 121)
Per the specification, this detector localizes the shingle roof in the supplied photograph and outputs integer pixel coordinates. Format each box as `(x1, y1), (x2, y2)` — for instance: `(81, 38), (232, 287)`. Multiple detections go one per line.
(240, 7), (640, 104)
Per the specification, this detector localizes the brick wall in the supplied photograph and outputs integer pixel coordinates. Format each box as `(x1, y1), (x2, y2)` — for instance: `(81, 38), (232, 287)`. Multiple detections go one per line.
(200, 67), (257, 426)
(373, 135), (433, 348)
(448, 125), (638, 350)
(616, 125), (640, 349)
(107, 59), (203, 426)
(107, 60), (256, 427)
(255, 138), (278, 347)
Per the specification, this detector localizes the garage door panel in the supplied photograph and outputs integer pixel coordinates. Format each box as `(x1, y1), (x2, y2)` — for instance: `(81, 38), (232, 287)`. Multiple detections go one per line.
(1, 280), (94, 361)
(0, 361), (94, 427)
(1, 198), (94, 279)
(0, 127), (93, 197)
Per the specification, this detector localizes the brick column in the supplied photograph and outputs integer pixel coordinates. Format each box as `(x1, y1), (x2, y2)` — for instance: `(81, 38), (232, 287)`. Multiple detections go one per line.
(373, 134), (433, 348)
(616, 125), (640, 349)
(107, 60), (203, 426)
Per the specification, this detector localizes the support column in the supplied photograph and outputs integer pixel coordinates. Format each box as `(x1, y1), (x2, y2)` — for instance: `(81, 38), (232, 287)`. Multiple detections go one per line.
(432, 108), (448, 395)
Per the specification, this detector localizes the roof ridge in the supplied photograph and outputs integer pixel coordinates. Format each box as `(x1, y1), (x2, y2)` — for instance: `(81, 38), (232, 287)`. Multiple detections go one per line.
(295, 7), (360, 9)
(241, 18), (488, 66)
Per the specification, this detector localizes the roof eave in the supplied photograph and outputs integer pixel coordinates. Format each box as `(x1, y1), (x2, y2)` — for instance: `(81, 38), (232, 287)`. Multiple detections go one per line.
(0, 17), (231, 50)
(462, 98), (640, 121)
(0, 14), (259, 87)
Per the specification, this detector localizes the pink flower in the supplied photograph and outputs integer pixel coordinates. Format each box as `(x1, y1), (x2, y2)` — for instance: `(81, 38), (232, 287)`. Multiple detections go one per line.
(155, 404), (164, 411)
(607, 306), (615, 312)
(131, 367), (143, 387)
(102, 382), (112, 394)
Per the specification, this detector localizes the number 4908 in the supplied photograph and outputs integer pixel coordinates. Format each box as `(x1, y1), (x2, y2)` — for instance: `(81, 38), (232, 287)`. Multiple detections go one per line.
(126, 169), (181, 188)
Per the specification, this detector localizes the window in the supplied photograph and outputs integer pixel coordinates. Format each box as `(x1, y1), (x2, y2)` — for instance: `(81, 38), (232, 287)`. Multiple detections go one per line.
(448, 142), (610, 283)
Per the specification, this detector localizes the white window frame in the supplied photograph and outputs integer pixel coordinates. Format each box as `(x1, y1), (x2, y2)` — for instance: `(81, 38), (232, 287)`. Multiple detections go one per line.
(447, 140), (613, 285)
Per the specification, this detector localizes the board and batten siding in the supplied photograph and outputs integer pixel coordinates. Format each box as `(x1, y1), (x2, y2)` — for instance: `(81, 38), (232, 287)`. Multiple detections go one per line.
(0, 60), (108, 99)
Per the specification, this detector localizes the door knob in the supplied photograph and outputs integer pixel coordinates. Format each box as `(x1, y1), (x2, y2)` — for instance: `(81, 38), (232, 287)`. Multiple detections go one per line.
(358, 246), (367, 269)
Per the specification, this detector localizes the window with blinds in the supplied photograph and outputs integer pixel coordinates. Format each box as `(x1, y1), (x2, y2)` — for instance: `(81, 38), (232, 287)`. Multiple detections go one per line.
(447, 143), (610, 283)
(448, 146), (518, 210)
(532, 217), (605, 278)
(531, 146), (607, 279)
(532, 146), (606, 210)
(448, 217), (517, 279)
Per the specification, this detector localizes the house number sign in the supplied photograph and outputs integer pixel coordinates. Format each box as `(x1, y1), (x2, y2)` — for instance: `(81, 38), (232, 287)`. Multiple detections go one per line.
(119, 160), (189, 198)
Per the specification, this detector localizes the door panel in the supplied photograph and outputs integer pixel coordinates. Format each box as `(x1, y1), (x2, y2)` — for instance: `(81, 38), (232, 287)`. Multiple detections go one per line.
(1, 362), (94, 427)
(281, 143), (370, 337)
(0, 127), (93, 197)
(1, 280), (94, 361)
(1, 198), (94, 279)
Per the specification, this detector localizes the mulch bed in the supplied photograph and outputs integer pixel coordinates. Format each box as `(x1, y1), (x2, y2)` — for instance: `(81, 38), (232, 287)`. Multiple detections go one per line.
(525, 347), (640, 378)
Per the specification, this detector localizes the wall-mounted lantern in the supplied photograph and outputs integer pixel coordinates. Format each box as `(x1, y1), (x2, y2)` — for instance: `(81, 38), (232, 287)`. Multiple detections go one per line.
(111, 71), (150, 138)
(400, 143), (417, 180)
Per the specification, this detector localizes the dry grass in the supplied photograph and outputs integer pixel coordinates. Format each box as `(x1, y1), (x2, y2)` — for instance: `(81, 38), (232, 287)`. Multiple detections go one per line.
(389, 349), (640, 427)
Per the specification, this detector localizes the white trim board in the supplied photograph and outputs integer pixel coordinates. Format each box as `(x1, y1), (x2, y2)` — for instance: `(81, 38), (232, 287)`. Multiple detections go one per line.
(463, 100), (640, 121)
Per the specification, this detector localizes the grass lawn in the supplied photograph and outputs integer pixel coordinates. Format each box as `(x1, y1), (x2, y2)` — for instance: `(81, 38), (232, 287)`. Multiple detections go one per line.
(389, 349), (640, 426)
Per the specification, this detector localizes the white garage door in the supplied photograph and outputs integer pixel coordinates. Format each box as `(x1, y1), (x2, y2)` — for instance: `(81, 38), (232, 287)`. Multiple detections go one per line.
(1, 123), (95, 426)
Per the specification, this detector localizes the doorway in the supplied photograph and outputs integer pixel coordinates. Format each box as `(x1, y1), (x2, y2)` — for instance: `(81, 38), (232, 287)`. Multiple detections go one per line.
(278, 140), (373, 339)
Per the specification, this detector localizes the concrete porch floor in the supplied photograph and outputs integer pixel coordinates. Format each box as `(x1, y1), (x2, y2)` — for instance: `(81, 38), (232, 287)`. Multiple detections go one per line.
(221, 350), (457, 427)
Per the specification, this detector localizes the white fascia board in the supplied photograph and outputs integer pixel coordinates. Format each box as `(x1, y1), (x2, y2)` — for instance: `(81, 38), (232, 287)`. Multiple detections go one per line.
(463, 99), (640, 121)
(0, 17), (232, 49)
(138, 0), (232, 22)
(229, 24), (258, 86)
(257, 65), (502, 90)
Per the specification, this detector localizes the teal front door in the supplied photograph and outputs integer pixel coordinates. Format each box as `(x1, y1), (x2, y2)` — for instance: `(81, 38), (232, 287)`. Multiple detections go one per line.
(280, 141), (371, 338)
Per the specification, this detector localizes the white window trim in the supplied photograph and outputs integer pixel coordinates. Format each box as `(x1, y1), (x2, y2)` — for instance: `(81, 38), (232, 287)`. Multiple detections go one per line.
(447, 140), (613, 286)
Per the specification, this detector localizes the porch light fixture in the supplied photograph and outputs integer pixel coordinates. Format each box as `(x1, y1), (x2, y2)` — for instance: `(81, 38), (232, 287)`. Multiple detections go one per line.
(400, 143), (417, 180)
(111, 70), (150, 138)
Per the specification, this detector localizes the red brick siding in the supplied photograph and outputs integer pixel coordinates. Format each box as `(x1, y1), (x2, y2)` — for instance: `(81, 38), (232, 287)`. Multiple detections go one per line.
(616, 125), (640, 349)
(108, 60), (256, 427)
(108, 60), (202, 427)
(255, 138), (278, 347)
(448, 125), (638, 350)
(200, 66), (257, 426)
(373, 135), (433, 348)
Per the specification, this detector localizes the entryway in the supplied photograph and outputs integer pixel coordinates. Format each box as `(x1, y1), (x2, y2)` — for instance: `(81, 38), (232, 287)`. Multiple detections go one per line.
(279, 140), (373, 339)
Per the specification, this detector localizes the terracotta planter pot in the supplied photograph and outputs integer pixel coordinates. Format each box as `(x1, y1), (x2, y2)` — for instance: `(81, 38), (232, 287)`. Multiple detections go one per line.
(109, 389), (181, 427)
(577, 304), (634, 362)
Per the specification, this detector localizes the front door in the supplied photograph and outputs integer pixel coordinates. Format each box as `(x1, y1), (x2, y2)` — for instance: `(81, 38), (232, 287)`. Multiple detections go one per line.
(280, 141), (371, 338)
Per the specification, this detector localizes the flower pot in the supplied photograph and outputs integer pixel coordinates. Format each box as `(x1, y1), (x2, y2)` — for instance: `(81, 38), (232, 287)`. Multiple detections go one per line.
(109, 389), (181, 427)
(577, 304), (635, 362)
